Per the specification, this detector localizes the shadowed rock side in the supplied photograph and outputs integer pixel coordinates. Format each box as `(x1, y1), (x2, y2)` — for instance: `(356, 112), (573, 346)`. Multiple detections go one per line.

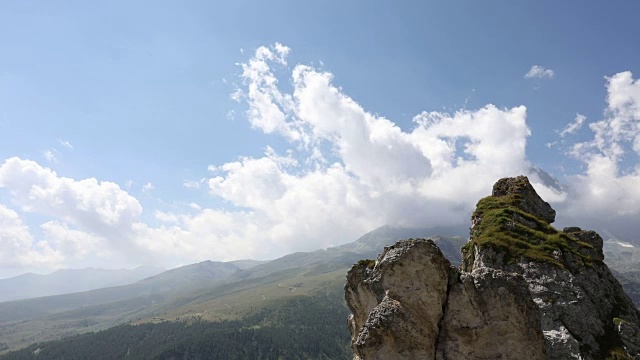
(345, 176), (640, 360)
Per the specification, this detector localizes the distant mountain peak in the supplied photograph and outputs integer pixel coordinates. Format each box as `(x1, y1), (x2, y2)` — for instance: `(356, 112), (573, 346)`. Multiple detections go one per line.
(528, 166), (566, 193)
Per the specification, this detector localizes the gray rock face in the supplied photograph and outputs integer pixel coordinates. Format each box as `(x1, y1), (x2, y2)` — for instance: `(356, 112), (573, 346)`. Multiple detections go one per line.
(345, 240), (451, 360)
(436, 266), (547, 359)
(346, 239), (548, 360)
(484, 227), (640, 359)
(345, 176), (640, 360)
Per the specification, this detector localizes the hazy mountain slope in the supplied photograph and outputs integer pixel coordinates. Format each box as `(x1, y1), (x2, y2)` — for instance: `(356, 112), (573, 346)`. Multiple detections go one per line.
(602, 238), (640, 307)
(0, 266), (165, 303)
(119, 227), (468, 327)
(341, 225), (466, 253)
(134, 260), (239, 288)
(0, 226), (466, 354)
(0, 261), (240, 324)
(236, 225), (467, 280)
(226, 259), (268, 270)
(604, 238), (640, 265)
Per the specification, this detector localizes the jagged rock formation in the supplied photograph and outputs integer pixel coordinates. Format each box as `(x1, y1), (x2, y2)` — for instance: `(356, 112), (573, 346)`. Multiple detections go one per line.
(345, 176), (640, 359)
(491, 176), (556, 224)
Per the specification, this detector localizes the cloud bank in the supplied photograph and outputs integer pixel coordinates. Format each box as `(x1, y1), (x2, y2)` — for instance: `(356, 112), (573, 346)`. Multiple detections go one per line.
(558, 71), (640, 240)
(1, 44), (640, 274)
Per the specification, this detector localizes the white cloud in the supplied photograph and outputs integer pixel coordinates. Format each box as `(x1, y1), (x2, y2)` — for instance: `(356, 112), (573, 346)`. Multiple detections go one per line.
(0, 158), (285, 268)
(525, 65), (555, 79)
(155, 210), (179, 223)
(1, 44), (539, 272)
(226, 109), (237, 121)
(0, 157), (143, 245)
(4, 45), (640, 275)
(559, 113), (587, 137)
(142, 182), (155, 193)
(40, 221), (105, 260)
(182, 179), (202, 189)
(557, 157), (640, 241)
(570, 72), (640, 161)
(556, 71), (640, 240)
(235, 43), (307, 142)
(0, 204), (60, 267)
(58, 140), (74, 150)
(203, 44), (534, 251)
(131, 209), (266, 264)
(44, 150), (58, 163)
(230, 89), (242, 102)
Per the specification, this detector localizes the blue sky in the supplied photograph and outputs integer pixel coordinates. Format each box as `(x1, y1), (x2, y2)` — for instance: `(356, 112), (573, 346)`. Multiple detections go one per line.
(1, 1), (640, 277)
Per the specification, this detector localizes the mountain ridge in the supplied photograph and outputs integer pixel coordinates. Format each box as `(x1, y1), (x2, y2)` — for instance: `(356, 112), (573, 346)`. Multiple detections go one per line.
(0, 225), (466, 354)
(0, 266), (165, 303)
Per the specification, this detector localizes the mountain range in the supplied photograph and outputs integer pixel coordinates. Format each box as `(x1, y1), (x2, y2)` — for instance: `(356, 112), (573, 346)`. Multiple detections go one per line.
(0, 225), (466, 355)
(0, 266), (165, 303)
(1, 208), (639, 358)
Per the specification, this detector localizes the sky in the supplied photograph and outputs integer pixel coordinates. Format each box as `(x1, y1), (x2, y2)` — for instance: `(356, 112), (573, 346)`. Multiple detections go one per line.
(1, 1), (640, 278)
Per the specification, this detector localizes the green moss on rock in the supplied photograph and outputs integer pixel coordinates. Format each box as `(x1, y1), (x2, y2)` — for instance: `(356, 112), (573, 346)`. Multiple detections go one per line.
(469, 194), (594, 269)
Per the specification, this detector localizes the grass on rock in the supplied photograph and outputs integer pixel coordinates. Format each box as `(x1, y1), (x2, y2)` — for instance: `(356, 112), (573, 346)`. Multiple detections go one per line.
(463, 194), (594, 269)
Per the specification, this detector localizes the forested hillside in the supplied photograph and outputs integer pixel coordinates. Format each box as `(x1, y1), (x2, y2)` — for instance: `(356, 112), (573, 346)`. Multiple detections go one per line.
(0, 293), (350, 360)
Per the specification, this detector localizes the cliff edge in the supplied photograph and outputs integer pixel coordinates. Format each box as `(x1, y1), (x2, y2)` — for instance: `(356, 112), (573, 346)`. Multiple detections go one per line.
(345, 176), (640, 359)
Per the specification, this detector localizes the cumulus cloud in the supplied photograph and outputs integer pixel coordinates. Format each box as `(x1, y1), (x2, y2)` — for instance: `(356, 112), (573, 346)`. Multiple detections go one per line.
(206, 43), (535, 252)
(0, 44), (541, 273)
(4, 45), (640, 275)
(556, 71), (640, 240)
(0, 158), (293, 269)
(569, 72), (640, 161)
(0, 157), (143, 246)
(0, 204), (60, 267)
(155, 210), (180, 223)
(525, 65), (555, 79)
(207, 46), (640, 251)
(40, 221), (105, 260)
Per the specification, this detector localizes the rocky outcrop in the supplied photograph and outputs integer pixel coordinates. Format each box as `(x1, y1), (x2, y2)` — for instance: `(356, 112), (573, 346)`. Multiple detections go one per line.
(346, 239), (548, 360)
(346, 176), (640, 359)
(491, 175), (556, 224)
(345, 240), (451, 359)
